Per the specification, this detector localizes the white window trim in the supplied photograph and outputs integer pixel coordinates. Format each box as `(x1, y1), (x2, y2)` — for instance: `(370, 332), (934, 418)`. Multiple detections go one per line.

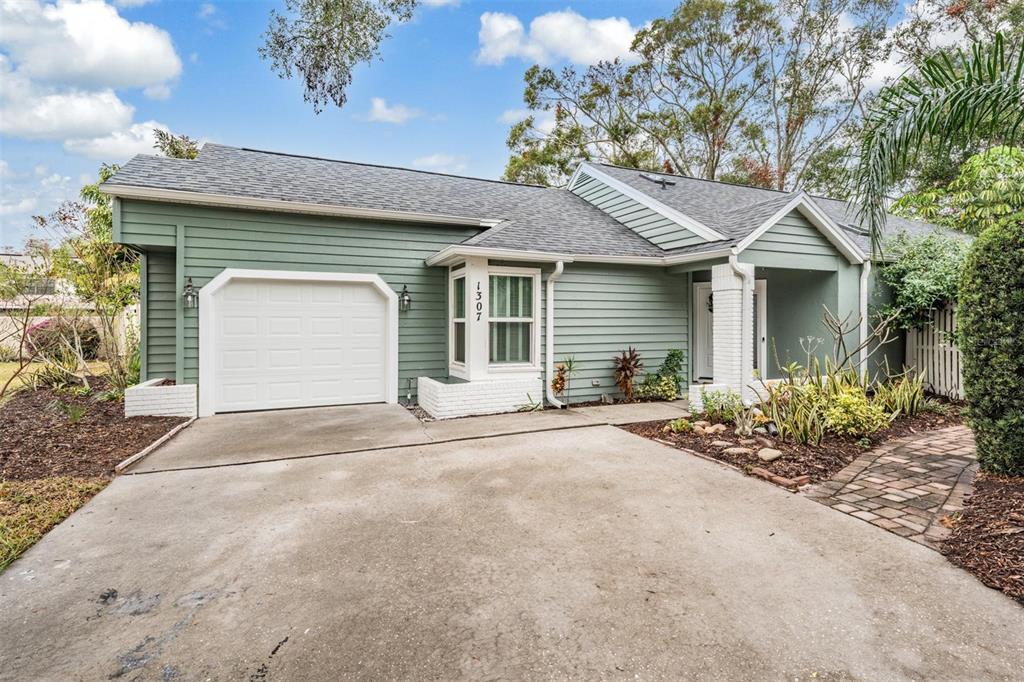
(486, 266), (542, 375)
(449, 268), (468, 379)
(198, 268), (399, 417)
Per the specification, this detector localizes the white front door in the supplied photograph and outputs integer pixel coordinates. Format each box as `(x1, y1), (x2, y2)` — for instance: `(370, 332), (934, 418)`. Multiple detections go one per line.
(212, 278), (389, 413)
(693, 279), (767, 382)
(693, 282), (714, 380)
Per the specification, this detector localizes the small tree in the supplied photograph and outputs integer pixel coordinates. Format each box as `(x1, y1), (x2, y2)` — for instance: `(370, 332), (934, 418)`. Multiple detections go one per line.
(958, 219), (1024, 475)
(0, 245), (59, 397)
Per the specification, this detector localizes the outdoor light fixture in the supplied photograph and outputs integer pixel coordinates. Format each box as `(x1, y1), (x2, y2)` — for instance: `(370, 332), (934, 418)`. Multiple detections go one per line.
(182, 277), (198, 309)
(399, 285), (412, 312)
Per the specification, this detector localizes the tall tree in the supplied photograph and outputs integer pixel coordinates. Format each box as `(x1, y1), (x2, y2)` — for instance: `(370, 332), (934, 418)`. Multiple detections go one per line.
(153, 129), (200, 159)
(852, 34), (1024, 243)
(503, 0), (894, 190)
(260, 0), (416, 113)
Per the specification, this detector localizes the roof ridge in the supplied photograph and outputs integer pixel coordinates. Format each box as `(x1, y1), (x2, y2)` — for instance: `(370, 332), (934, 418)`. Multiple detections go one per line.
(200, 144), (548, 190)
(595, 162), (793, 196)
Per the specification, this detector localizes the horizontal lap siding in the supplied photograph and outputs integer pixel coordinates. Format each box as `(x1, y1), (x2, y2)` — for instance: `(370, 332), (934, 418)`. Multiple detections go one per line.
(553, 264), (688, 403)
(122, 200), (477, 399)
(146, 251), (176, 378)
(571, 173), (706, 250)
(744, 210), (839, 268)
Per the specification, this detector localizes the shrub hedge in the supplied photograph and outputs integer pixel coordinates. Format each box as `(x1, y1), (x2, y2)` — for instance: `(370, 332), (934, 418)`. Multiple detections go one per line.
(958, 220), (1024, 475)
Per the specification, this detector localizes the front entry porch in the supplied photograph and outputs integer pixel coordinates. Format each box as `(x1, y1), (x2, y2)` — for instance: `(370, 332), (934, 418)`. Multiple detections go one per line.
(685, 259), (865, 408)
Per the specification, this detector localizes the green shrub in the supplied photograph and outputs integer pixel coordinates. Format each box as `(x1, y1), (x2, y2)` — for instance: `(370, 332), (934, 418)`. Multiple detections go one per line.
(700, 388), (743, 424)
(665, 418), (692, 434)
(877, 232), (967, 330)
(760, 382), (826, 445)
(635, 374), (677, 401)
(872, 372), (925, 417)
(657, 349), (686, 392)
(958, 219), (1024, 475)
(824, 387), (890, 436)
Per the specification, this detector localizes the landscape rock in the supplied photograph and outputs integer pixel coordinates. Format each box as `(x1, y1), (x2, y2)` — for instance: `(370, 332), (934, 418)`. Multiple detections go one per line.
(711, 440), (732, 448)
(738, 438), (757, 446)
(705, 423), (727, 434)
(723, 446), (754, 456)
(757, 447), (783, 462)
(755, 436), (775, 448)
(753, 426), (768, 435)
(693, 420), (711, 428)
(693, 424), (706, 435)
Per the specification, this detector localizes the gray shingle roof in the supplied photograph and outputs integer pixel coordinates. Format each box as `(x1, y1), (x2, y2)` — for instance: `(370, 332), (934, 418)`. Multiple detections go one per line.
(594, 163), (955, 254)
(105, 144), (950, 261)
(105, 145), (663, 258)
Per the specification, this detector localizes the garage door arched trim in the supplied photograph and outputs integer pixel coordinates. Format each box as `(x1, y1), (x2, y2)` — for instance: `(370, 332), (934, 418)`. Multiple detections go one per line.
(198, 268), (399, 417)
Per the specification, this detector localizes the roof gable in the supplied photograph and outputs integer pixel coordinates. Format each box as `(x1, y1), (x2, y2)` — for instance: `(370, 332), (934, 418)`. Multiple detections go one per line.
(734, 194), (864, 264)
(569, 163), (726, 244)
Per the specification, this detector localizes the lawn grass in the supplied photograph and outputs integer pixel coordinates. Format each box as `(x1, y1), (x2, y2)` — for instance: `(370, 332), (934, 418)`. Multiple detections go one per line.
(0, 477), (108, 571)
(0, 360), (108, 398)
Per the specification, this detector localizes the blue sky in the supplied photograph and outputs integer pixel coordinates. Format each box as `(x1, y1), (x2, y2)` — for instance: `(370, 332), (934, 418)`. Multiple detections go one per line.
(0, 0), (679, 248)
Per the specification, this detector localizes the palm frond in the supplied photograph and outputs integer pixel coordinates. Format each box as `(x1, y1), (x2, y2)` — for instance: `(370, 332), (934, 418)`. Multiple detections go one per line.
(852, 34), (1024, 251)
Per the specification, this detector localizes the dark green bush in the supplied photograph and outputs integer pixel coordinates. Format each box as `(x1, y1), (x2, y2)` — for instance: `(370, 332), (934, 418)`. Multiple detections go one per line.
(958, 220), (1024, 475)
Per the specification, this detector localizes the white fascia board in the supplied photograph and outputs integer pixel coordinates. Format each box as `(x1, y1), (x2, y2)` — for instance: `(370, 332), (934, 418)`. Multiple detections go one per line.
(424, 244), (733, 268)
(102, 184), (496, 228)
(733, 193), (866, 264)
(575, 163), (727, 242)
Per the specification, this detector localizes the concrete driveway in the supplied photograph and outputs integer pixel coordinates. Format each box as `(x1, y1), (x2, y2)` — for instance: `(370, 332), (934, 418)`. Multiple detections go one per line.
(2, 425), (1022, 680)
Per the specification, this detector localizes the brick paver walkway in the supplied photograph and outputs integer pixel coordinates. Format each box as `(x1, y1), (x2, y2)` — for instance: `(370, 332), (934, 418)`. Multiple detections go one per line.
(805, 425), (976, 549)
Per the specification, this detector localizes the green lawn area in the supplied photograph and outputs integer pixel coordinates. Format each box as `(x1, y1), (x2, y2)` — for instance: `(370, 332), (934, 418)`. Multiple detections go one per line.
(0, 360), (108, 396)
(0, 477), (108, 571)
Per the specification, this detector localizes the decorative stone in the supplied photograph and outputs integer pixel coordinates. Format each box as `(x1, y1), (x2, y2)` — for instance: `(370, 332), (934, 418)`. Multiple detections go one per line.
(723, 446), (754, 456)
(738, 438), (757, 446)
(766, 423), (779, 437)
(693, 424), (706, 435)
(705, 423), (727, 434)
(693, 420), (711, 428)
(753, 426), (768, 435)
(757, 447), (783, 462)
(755, 436), (775, 448)
(711, 440), (732, 448)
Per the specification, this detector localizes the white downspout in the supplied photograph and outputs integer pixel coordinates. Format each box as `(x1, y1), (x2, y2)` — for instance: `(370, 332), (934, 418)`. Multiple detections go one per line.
(729, 252), (754, 402)
(859, 260), (872, 370)
(545, 261), (565, 408)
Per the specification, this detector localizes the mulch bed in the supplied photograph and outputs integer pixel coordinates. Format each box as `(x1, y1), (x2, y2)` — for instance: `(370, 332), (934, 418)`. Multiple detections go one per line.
(942, 473), (1024, 604)
(0, 379), (187, 481)
(620, 408), (963, 488)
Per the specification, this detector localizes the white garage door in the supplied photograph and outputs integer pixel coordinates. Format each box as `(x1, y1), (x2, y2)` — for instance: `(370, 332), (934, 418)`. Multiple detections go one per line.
(212, 278), (388, 413)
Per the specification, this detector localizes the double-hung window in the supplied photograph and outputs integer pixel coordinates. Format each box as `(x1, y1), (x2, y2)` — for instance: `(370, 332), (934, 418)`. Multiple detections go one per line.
(451, 274), (466, 365)
(488, 273), (535, 365)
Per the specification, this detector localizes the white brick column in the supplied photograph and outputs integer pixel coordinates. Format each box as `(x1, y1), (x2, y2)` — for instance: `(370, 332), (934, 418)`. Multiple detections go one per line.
(711, 262), (754, 402)
(464, 256), (489, 381)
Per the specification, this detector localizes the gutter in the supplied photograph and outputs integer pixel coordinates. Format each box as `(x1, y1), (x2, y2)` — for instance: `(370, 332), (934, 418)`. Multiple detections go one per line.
(859, 260), (872, 370)
(544, 261), (566, 409)
(425, 244), (734, 268)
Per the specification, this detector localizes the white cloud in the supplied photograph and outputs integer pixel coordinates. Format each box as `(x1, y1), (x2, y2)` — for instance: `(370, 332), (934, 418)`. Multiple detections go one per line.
(143, 83), (172, 100)
(0, 161), (12, 180)
(860, 2), (967, 91)
(0, 196), (38, 217)
(498, 108), (556, 134)
(63, 120), (170, 160)
(413, 153), (468, 174)
(197, 2), (226, 31)
(0, 59), (134, 139)
(112, 0), (158, 6)
(477, 10), (639, 66)
(366, 97), (422, 124)
(197, 2), (216, 18)
(0, 0), (181, 91)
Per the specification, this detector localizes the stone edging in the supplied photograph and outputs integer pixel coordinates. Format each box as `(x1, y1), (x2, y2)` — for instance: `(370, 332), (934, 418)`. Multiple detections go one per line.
(115, 418), (196, 472)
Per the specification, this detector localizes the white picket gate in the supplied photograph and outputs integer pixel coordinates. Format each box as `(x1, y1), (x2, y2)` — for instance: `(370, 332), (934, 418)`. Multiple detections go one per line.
(904, 302), (964, 399)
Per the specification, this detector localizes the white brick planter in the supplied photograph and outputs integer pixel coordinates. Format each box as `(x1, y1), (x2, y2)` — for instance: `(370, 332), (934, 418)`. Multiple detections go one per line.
(418, 376), (543, 419)
(125, 378), (198, 418)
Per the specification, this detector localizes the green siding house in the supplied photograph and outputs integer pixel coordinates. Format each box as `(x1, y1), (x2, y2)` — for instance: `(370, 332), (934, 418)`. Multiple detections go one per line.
(104, 145), (937, 419)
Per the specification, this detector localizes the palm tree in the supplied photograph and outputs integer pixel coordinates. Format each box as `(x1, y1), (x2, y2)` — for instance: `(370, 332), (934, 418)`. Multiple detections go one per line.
(853, 33), (1024, 247)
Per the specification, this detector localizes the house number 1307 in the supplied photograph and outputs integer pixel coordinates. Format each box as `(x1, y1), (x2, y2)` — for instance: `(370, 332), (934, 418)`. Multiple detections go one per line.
(475, 282), (483, 321)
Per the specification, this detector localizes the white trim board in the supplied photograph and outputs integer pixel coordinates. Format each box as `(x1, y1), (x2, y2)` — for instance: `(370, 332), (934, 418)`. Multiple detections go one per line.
(571, 163), (727, 242)
(733, 193), (866, 264)
(424, 244), (734, 268)
(197, 268), (399, 417)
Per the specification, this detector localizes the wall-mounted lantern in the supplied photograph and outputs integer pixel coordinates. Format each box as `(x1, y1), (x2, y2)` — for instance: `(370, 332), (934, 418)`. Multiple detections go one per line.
(399, 285), (412, 312)
(182, 277), (199, 309)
